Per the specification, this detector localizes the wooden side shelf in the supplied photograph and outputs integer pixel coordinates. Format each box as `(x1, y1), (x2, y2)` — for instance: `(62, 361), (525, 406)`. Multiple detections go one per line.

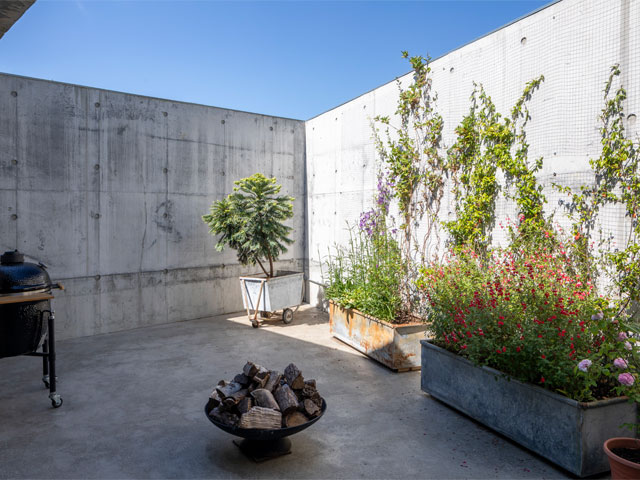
(0, 292), (54, 305)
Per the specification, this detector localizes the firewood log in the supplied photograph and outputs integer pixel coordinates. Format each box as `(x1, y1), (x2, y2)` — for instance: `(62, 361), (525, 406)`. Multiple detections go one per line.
(284, 363), (305, 389)
(238, 406), (282, 429)
(253, 368), (270, 388)
(233, 373), (251, 386)
(264, 371), (283, 392)
(274, 384), (299, 414)
(224, 388), (248, 407)
(284, 411), (309, 428)
(303, 398), (321, 417)
(251, 388), (280, 410)
(238, 397), (253, 414)
(216, 381), (243, 400)
(209, 390), (222, 407)
(209, 407), (239, 427)
(243, 361), (259, 378)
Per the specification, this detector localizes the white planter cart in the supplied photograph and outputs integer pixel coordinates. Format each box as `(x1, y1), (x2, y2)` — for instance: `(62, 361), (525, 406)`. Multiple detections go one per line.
(240, 271), (304, 328)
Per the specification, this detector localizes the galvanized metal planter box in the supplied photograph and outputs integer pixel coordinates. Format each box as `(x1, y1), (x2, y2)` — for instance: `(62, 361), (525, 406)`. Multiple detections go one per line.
(420, 340), (637, 477)
(240, 271), (304, 313)
(329, 301), (429, 371)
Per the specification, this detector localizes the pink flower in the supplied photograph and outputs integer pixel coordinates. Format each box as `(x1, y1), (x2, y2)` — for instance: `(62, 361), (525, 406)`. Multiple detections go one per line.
(518, 213), (525, 222)
(613, 358), (628, 369)
(625, 341), (633, 351)
(618, 332), (628, 341)
(618, 373), (635, 386)
(577, 359), (592, 372)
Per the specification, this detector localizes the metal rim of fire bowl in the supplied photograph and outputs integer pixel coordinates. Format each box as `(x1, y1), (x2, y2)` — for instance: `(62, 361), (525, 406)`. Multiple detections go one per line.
(204, 399), (327, 441)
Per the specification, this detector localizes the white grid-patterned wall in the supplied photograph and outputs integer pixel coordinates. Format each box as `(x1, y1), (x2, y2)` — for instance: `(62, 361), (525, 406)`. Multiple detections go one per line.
(305, 0), (640, 305)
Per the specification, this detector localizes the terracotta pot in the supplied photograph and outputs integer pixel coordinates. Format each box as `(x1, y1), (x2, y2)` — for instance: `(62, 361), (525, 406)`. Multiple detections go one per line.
(604, 437), (640, 479)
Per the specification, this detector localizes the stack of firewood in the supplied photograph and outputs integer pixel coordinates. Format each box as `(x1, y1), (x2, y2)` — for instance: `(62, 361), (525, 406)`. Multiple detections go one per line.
(208, 362), (324, 429)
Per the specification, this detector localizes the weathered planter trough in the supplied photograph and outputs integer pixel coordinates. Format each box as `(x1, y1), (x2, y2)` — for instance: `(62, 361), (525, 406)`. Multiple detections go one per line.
(330, 301), (429, 371)
(420, 340), (636, 477)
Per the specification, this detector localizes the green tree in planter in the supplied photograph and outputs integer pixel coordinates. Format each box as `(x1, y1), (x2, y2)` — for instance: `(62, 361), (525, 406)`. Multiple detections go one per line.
(202, 173), (294, 278)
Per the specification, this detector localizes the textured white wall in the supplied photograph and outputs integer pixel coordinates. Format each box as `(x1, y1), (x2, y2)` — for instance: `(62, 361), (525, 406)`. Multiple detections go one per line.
(305, 0), (640, 306)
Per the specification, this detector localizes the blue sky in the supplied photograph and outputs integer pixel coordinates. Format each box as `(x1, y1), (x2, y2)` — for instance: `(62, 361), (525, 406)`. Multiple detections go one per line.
(1, 0), (550, 119)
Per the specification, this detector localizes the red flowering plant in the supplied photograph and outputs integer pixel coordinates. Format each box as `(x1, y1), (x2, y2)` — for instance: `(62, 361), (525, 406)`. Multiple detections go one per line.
(417, 231), (640, 403)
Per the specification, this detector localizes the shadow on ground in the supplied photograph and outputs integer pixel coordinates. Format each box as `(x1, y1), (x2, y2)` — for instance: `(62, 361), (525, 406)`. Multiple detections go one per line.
(0, 305), (590, 479)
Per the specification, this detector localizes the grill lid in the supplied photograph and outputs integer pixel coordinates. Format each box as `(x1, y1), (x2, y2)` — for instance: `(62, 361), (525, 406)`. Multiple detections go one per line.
(0, 250), (52, 294)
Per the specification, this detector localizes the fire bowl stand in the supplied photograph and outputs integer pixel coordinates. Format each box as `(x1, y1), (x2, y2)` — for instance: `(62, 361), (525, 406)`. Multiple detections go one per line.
(232, 438), (292, 462)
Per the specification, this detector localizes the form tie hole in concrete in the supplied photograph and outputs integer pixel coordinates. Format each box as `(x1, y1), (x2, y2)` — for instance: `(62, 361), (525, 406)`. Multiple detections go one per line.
(270, 126), (273, 131)
(94, 102), (100, 108)
(163, 168), (168, 174)
(10, 91), (17, 97)
(94, 164), (100, 171)
(221, 120), (225, 124)
(12, 159), (17, 165)
(11, 214), (17, 220)
(95, 275), (101, 281)
(163, 213), (168, 219)
(162, 111), (168, 117)
(521, 37), (527, 45)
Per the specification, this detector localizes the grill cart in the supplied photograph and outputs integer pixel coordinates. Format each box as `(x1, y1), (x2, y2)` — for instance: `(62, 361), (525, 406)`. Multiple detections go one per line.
(0, 250), (63, 408)
(240, 271), (304, 328)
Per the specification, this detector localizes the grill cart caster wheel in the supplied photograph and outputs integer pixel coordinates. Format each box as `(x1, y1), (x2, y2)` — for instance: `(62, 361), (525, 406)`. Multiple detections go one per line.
(251, 320), (259, 328)
(282, 308), (294, 324)
(50, 395), (63, 408)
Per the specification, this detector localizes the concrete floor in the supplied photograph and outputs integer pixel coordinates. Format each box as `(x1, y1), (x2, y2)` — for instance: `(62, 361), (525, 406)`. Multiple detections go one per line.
(0, 306), (591, 479)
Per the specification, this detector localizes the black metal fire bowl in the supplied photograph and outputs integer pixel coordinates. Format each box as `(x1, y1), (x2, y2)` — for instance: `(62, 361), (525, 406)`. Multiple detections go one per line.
(205, 398), (327, 462)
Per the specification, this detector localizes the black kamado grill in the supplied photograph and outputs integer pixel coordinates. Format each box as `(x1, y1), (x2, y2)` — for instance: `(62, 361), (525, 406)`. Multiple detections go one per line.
(0, 250), (63, 408)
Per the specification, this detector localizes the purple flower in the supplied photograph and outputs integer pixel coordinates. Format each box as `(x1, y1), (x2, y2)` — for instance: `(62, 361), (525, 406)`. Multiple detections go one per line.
(625, 341), (633, 351)
(618, 373), (635, 386)
(358, 209), (379, 237)
(591, 312), (604, 321)
(577, 359), (592, 372)
(618, 332), (628, 341)
(613, 358), (628, 369)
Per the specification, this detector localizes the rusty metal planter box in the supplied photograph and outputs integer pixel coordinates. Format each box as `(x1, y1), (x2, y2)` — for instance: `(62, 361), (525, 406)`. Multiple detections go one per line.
(420, 340), (636, 477)
(329, 301), (429, 371)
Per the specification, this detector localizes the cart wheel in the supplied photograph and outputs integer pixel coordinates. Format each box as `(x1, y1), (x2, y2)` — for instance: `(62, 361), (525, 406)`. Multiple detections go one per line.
(282, 308), (294, 324)
(51, 395), (63, 408)
(251, 320), (259, 328)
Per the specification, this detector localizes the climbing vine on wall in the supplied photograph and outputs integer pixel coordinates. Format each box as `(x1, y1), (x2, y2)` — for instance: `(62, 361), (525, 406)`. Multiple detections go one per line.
(555, 65), (640, 316)
(444, 76), (546, 254)
(372, 52), (447, 313)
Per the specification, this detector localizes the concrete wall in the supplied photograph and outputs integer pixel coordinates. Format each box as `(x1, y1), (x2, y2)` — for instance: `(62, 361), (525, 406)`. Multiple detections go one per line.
(0, 75), (306, 339)
(305, 0), (640, 306)
(3, 0), (639, 337)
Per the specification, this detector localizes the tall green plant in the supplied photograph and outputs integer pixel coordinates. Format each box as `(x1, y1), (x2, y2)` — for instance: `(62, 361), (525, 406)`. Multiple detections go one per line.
(324, 226), (405, 323)
(202, 173), (294, 278)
